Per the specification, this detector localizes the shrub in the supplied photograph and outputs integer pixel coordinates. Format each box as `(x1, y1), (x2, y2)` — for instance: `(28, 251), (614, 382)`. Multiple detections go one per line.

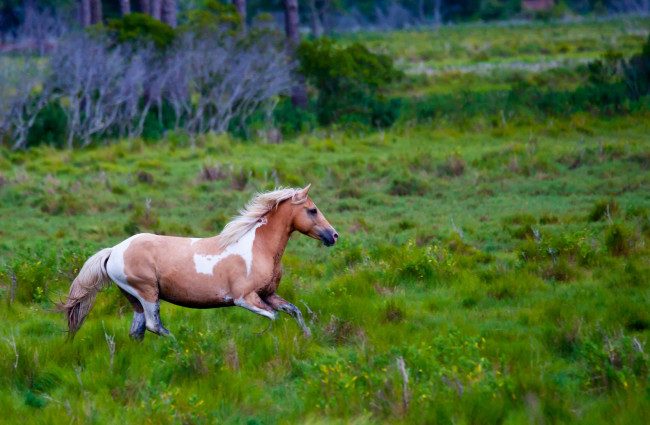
(124, 199), (159, 234)
(436, 154), (466, 177)
(381, 299), (406, 323)
(182, 1), (243, 34)
(106, 13), (176, 48)
(587, 36), (650, 102)
(588, 199), (618, 222)
(604, 224), (630, 257)
(626, 35), (650, 99)
(272, 97), (318, 136)
(0, 245), (88, 305)
(26, 101), (67, 148)
(579, 329), (649, 392)
(297, 38), (402, 127)
(389, 175), (431, 196)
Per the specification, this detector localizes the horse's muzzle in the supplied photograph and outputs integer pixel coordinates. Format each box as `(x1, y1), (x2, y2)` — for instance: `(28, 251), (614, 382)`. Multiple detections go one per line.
(319, 229), (338, 247)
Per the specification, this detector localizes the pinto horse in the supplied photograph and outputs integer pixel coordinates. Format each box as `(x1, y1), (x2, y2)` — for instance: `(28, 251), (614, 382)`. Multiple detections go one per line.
(63, 185), (337, 339)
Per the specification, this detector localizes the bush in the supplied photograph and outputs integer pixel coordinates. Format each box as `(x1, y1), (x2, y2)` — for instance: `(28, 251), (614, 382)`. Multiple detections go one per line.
(273, 97), (318, 136)
(106, 13), (176, 48)
(626, 35), (650, 99)
(605, 224), (630, 257)
(587, 36), (650, 101)
(182, 1), (243, 34)
(588, 199), (618, 222)
(26, 101), (67, 148)
(298, 38), (402, 127)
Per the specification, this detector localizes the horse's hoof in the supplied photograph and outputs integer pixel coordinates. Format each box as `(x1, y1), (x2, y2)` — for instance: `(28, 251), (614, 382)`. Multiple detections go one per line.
(129, 332), (145, 342)
(147, 325), (171, 336)
(303, 327), (312, 338)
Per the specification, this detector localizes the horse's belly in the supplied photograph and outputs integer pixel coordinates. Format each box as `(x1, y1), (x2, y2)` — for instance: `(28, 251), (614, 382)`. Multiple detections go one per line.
(161, 294), (234, 309)
(159, 278), (234, 309)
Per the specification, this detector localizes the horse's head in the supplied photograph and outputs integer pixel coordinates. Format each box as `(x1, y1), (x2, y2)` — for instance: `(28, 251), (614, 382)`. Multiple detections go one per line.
(291, 184), (338, 247)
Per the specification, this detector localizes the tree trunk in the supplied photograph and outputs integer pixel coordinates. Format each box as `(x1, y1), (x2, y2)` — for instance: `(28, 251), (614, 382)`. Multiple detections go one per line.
(120, 0), (131, 16)
(150, 0), (162, 20)
(283, 0), (301, 45)
(24, 0), (36, 28)
(433, 0), (442, 24)
(90, 0), (102, 24)
(81, 0), (91, 27)
(318, 1), (329, 35)
(233, 0), (246, 26)
(309, 0), (322, 37)
(283, 0), (308, 107)
(418, 0), (425, 22)
(139, 0), (150, 15)
(162, 0), (177, 27)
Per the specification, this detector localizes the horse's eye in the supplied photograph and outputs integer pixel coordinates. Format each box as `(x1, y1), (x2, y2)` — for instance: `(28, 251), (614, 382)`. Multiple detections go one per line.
(308, 208), (317, 215)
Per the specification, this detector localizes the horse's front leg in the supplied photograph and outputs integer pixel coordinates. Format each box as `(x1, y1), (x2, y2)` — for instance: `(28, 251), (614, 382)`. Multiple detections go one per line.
(263, 293), (311, 338)
(235, 292), (279, 321)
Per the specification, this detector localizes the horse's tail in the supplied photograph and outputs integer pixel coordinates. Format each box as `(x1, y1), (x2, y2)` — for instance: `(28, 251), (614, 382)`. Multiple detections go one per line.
(62, 248), (113, 337)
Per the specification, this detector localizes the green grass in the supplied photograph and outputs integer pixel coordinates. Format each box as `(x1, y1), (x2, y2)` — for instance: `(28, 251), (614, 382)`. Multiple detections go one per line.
(346, 17), (650, 95)
(2, 17), (650, 425)
(1, 113), (649, 423)
(349, 17), (650, 71)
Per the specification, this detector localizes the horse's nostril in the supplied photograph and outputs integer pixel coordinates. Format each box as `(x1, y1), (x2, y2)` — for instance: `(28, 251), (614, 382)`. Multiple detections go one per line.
(333, 232), (339, 241)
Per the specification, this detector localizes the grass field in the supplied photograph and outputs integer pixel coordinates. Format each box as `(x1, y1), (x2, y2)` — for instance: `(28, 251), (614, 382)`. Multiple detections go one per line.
(1, 17), (650, 425)
(348, 17), (650, 95)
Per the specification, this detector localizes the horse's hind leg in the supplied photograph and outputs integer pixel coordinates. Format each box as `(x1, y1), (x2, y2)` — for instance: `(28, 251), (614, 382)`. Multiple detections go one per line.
(119, 288), (146, 340)
(115, 280), (170, 337)
(143, 300), (170, 337)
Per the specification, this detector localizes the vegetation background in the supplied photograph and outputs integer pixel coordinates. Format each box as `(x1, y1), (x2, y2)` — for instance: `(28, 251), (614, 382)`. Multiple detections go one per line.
(1, 1), (650, 424)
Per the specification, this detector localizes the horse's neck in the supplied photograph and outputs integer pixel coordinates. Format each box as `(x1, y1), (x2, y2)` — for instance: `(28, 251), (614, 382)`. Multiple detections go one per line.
(257, 204), (294, 265)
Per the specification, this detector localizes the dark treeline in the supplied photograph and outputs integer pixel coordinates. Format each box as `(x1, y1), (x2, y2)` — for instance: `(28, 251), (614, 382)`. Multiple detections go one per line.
(1, 0), (648, 42)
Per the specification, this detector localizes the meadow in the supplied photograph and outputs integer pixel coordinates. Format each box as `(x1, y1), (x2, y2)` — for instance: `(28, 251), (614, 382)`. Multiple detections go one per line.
(1, 17), (650, 424)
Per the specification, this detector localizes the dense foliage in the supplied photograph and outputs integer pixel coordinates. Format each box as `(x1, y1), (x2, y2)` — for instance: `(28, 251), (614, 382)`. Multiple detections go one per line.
(106, 12), (176, 48)
(298, 38), (402, 126)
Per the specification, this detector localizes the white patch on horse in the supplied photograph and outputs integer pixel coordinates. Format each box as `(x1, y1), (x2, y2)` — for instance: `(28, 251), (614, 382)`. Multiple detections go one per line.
(190, 238), (201, 245)
(234, 296), (277, 320)
(193, 220), (265, 276)
(105, 233), (160, 328)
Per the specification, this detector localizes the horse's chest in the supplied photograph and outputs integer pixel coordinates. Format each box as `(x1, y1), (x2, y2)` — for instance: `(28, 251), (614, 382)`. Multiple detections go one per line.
(255, 263), (283, 296)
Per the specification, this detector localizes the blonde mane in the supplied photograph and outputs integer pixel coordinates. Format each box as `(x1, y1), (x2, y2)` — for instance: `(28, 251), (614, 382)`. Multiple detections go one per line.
(218, 187), (307, 248)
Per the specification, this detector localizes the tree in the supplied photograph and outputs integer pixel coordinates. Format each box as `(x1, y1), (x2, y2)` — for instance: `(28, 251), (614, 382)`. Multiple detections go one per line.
(120, 0), (131, 16)
(139, 0), (149, 15)
(284, 0), (308, 107)
(308, 0), (322, 37)
(80, 0), (91, 27)
(0, 1), (21, 45)
(0, 56), (52, 149)
(232, 0), (246, 25)
(283, 0), (300, 45)
(150, 0), (162, 20)
(90, 0), (102, 24)
(162, 0), (177, 27)
(609, 0), (650, 15)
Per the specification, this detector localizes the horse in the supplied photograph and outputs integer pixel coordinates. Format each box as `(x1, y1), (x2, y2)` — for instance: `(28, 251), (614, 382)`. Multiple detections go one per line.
(62, 185), (338, 339)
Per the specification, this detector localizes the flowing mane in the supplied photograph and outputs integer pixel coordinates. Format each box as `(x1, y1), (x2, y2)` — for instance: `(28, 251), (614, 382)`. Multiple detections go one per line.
(218, 187), (307, 248)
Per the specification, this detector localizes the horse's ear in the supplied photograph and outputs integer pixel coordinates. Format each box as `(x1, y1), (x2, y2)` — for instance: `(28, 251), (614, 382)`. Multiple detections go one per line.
(297, 183), (311, 200)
